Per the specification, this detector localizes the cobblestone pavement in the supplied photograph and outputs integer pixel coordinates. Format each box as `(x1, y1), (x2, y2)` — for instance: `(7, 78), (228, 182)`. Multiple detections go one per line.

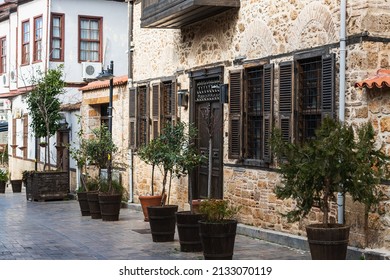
(0, 187), (310, 260)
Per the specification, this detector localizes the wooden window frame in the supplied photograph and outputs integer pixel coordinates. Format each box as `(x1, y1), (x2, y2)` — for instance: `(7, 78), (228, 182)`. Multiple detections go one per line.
(137, 85), (149, 147)
(50, 13), (65, 62)
(0, 37), (6, 74)
(21, 20), (30, 65)
(33, 15), (43, 63)
(78, 16), (102, 63)
(228, 64), (274, 165)
(278, 53), (335, 145)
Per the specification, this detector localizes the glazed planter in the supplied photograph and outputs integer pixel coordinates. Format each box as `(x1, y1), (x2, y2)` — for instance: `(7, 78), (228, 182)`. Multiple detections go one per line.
(139, 195), (164, 221)
(98, 193), (122, 221)
(306, 223), (350, 260)
(148, 205), (178, 242)
(176, 211), (204, 252)
(11, 180), (23, 193)
(25, 171), (69, 201)
(199, 219), (238, 260)
(87, 191), (102, 219)
(0, 181), (5, 193)
(77, 191), (90, 216)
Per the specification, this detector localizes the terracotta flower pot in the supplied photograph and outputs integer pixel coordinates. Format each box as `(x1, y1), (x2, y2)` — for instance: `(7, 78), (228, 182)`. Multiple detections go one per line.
(139, 194), (165, 221)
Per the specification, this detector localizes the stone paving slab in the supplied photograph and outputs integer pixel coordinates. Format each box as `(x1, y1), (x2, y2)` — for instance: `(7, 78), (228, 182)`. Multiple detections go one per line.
(0, 187), (310, 260)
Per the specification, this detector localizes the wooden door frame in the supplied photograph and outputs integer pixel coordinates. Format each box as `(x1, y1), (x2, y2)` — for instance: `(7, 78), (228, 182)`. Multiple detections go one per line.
(189, 66), (224, 201)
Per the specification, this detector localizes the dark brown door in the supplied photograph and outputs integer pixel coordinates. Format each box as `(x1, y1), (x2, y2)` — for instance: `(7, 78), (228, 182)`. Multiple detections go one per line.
(56, 130), (69, 171)
(190, 70), (224, 200)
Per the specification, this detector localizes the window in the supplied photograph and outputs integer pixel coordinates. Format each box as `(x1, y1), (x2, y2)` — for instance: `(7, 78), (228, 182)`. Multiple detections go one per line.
(50, 13), (64, 61)
(100, 103), (109, 127)
(0, 37), (6, 74)
(21, 20), (30, 64)
(79, 16), (102, 62)
(228, 64), (274, 164)
(152, 81), (176, 139)
(33, 16), (43, 62)
(279, 54), (335, 144)
(137, 86), (149, 147)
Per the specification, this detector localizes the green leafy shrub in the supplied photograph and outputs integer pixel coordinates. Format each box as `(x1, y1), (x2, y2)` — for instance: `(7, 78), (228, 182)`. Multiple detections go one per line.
(199, 199), (240, 223)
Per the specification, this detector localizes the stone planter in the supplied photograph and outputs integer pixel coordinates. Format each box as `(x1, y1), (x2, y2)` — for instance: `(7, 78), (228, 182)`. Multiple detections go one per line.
(25, 171), (69, 201)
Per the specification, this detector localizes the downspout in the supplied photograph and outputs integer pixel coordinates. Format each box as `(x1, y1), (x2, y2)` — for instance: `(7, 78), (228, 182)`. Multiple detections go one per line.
(127, 0), (134, 203)
(45, 0), (51, 73)
(337, 0), (347, 224)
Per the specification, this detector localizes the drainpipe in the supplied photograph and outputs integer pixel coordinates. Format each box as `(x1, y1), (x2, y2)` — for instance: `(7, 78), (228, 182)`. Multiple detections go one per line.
(127, 0), (134, 203)
(338, 0), (347, 224)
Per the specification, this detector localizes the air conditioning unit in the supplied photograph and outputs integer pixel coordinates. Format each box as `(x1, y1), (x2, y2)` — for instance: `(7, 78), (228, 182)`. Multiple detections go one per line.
(1, 74), (8, 87)
(4, 99), (11, 110)
(82, 62), (102, 80)
(10, 70), (17, 83)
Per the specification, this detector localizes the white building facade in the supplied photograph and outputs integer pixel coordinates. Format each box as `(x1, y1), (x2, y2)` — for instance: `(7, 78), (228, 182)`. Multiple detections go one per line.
(0, 0), (128, 189)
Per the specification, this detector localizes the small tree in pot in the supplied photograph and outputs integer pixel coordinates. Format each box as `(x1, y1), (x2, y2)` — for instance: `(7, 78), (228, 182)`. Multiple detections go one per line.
(271, 117), (390, 259)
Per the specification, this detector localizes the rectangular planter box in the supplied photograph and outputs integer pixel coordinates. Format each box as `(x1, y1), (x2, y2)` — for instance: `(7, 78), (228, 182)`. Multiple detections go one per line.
(25, 171), (69, 201)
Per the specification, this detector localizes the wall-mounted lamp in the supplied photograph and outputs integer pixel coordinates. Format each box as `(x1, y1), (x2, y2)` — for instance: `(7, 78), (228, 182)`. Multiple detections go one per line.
(178, 89), (189, 109)
(233, 55), (246, 65)
(220, 84), (229, 104)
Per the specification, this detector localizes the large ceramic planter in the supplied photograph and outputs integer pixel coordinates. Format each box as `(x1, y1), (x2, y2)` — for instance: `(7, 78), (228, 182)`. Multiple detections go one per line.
(25, 171), (69, 201)
(87, 191), (101, 219)
(11, 180), (22, 193)
(139, 195), (164, 221)
(176, 211), (204, 252)
(199, 219), (237, 260)
(99, 193), (122, 221)
(0, 181), (5, 193)
(148, 205), (178, 242)
(77, 191), (90, 216)
(306, 223), (350, 260)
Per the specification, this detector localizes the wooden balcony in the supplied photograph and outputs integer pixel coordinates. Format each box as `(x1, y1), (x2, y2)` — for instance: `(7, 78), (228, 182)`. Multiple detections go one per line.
(141, 0), (240, 28)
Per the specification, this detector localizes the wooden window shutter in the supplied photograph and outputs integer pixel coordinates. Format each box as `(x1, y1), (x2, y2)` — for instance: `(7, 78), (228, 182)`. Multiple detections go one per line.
(279, 61), (293, 143)
(263, 64), (274, 163)
(321, 53), (335, 119)
(23, 114), (28, 159)
(228, 70), (243, 159)
(171, 81), (176, 123)
(12, 118), (16, 157)
(152, 83), (159, 139)
(129, 88), (136, 149)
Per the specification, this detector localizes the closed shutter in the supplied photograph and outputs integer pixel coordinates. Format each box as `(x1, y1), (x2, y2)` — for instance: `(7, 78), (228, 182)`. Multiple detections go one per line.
(279, 61), (293, 143)
(229, 70), (242, 159)
(171, 81), (176, 123)
(321, 53), (335, 119)
(23, 114), (28, 159)
(263, 64), (274, 163)
(152, 83), (159, 139)
(129, 88), (136, 149)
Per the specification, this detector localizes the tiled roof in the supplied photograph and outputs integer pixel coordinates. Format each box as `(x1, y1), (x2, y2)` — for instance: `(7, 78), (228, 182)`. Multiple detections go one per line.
(79, 75), (128, 91)
(355, 69), (390, 89)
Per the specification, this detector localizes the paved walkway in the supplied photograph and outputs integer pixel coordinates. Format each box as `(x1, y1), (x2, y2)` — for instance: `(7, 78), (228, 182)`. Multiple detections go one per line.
(0, 187), (310, 260)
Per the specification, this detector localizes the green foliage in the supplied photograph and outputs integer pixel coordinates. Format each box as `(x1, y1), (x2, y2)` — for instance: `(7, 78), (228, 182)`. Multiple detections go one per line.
(199, 199), (241, 223)
(26, 65), (65, 139)
(85, 177), (100, 192)
(85, 124), (117, 170)
(99, 178), (124, 196)
(0, 169), (8, 182)
(138, 121), (205, 203)
(271, 117), (390, 224)
(22, 170), (34, 182)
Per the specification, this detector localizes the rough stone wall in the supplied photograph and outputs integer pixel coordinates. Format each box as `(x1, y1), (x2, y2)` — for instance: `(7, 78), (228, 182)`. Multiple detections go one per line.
(130, 0), (390, 250)
(80, 84), (130, 190)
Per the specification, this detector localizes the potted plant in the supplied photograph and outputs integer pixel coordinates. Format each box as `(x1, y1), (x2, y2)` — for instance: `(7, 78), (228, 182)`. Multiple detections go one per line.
(85, 124), (123, 221)
(271, 117), (390, 260)
(144, 121), (204, 242)
(24, 65), (69, 201)
(0, 168), (8, 193)
(198, 199), (241, 260)
(137, 138), (166, 221)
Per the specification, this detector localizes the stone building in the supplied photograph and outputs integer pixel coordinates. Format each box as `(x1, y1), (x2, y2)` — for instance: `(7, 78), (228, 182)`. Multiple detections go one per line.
(83, 0), (390, 253)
